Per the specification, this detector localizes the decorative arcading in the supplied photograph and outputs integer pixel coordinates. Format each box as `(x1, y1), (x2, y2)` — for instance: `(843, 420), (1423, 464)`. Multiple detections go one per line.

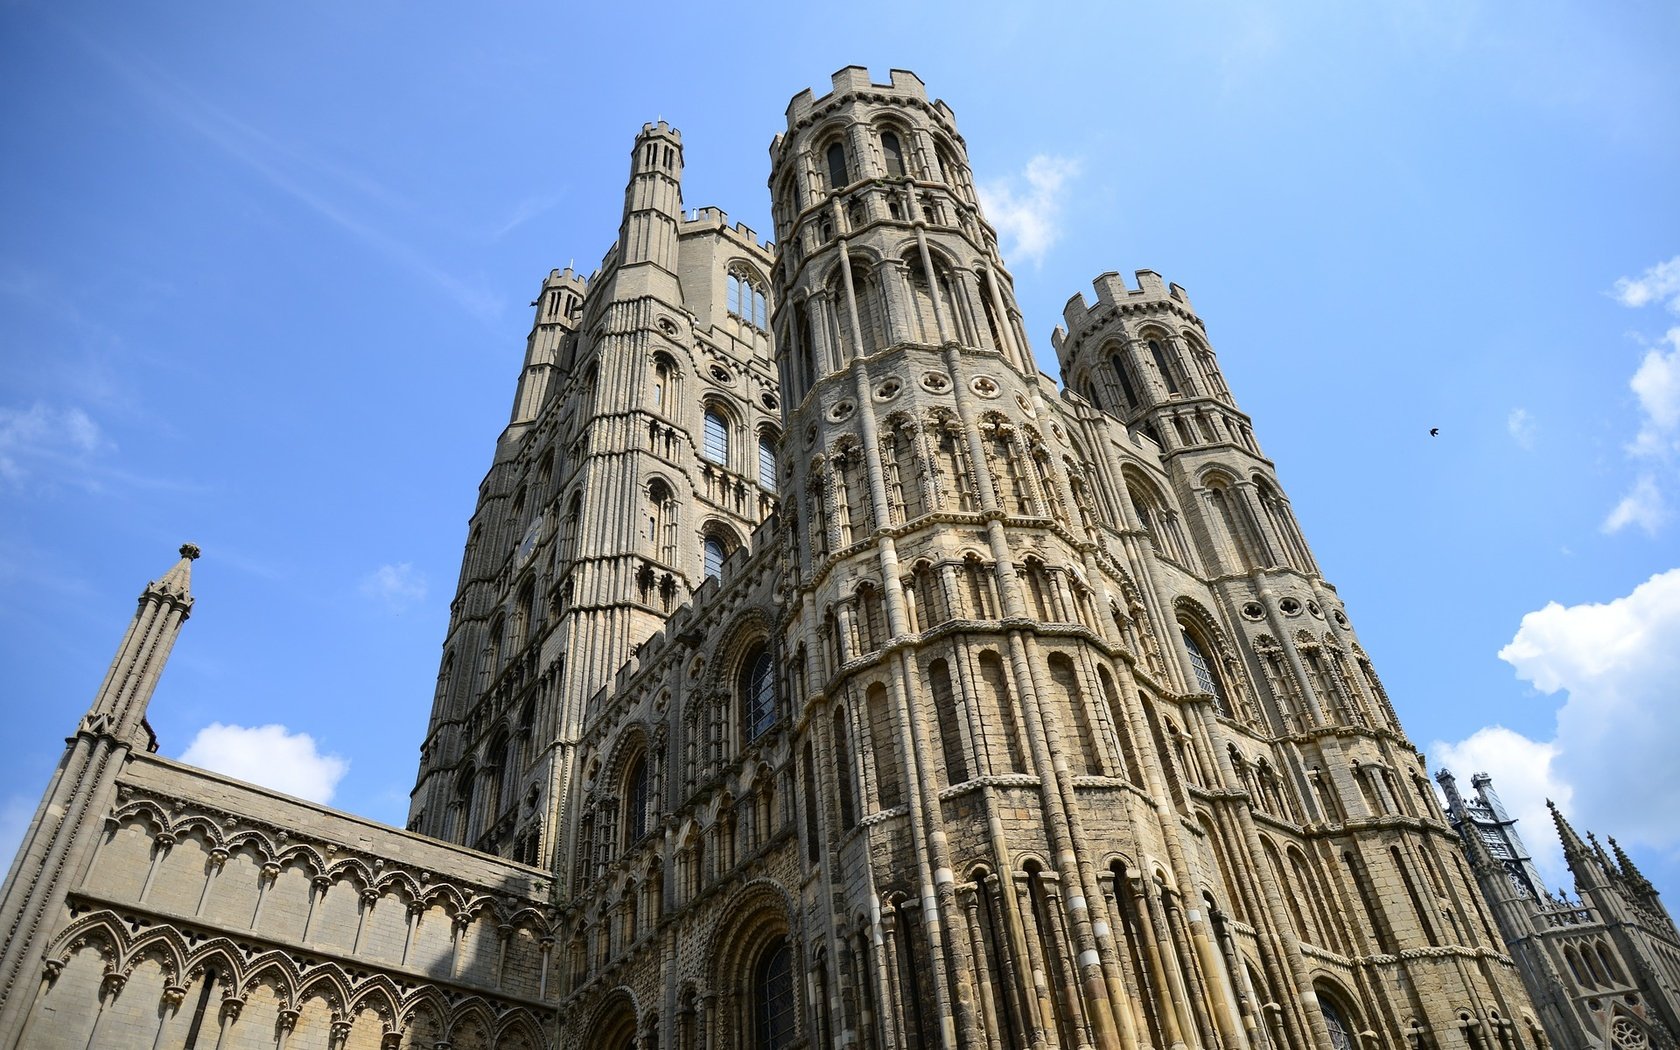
(107, 791), (554, 932)
(44, 909), (552, 1047)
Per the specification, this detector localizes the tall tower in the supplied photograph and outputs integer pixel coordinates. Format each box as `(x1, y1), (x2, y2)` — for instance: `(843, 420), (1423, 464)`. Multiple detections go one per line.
(408, 121), (782, 892)
(752, 66), (1537, 1049)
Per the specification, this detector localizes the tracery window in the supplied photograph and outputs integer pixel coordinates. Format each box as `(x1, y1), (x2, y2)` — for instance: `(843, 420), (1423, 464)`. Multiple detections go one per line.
(754, 935), (797, 1049)
(742, 645), (777, 742)
(728, 269), (768, 329)
(1319, 996), (1355, 1050)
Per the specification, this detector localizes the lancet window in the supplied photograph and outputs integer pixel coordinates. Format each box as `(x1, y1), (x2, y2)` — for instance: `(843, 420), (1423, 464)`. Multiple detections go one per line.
(728, 268), (768, 330)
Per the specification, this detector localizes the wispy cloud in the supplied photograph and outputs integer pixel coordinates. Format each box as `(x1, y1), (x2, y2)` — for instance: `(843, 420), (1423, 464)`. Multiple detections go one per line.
(1627, 328), (1680, 459)
(1506, 407), (1537, 450)
(491, 193), (564, 240)
(1603, 473), (1666, 535)
(0, 399), (202, 497)
(359, 562), (428, 612)
(0, 402), (102, 484)
(978, 155), (1081, 268)
(70, 31), (502, 323)
(1603, 258), (1680, 534)
(180, 723), (348, 803)
(1613, 255), (1680, 313)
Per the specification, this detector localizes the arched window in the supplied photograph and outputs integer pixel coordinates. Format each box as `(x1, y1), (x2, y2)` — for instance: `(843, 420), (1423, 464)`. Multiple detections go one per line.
(741, 645), (776, 742)
(1318, 994), (1356, 1050)
(704, 535), (727, 579)
(753, 935), (796, 1048)
(1181, 626), (1231, 716)
(453, 765), (476, 843)
(703, 408), (730, 465)
(825, 141), (849, 191)
(624, 752), (649, 846)
(651, 352), (680, 413)
(647, 478), (676, 562)
(1147, 338), (1181, 395)
(758, 434), (778, 490)
(881, 130), (906, 178)
(832, 706), (857, 830)
(1111, 352), (1140, 410)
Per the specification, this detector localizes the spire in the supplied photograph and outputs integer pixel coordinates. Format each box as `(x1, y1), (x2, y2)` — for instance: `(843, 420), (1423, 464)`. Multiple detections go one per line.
(1587, 830), (1614, 873)
(1608, 837), (1656, 896)
(82, 544), (199, 747)
(1548, 799), (1605, 892)
(618, 120), (684, 271)
(151, 542), (199, 603)
(1547, 799), (1587, 855)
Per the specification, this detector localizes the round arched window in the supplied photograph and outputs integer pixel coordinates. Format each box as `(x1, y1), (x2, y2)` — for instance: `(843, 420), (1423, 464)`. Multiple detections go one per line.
(754, 934), (796, 1048)
(742, 645), (776, 742)
(1181, 626), (1231, 717)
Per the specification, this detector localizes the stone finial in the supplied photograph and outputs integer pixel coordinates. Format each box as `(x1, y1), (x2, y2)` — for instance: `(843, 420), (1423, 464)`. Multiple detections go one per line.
(179, 543), (201, 560)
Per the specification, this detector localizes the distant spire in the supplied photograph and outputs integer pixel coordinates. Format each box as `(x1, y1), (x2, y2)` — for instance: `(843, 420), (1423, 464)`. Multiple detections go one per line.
(1547, 799), (1584, 848)
(1548, 799), (1603, 891)
(1608, 837), (1655, 896)
(82, 544), (199, 745)
(150, 543), (200, 604)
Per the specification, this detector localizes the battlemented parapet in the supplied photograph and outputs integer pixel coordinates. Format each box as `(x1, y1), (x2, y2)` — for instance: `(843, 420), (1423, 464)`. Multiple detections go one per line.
(773, 65), (960, 157)
(1052, 269), (1199, 355)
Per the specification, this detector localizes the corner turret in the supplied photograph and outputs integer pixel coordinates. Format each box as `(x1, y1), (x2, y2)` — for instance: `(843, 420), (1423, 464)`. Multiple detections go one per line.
(83, 543), (198, 747)
(620, 120), (685, 273)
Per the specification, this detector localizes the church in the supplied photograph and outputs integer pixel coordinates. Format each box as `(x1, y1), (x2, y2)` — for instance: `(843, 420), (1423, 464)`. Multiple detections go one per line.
(1, 66), (1675, 1050)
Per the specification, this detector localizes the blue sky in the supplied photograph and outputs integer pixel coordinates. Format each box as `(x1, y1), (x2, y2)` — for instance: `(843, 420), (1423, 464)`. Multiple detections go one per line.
(3, 2), (1678, 898)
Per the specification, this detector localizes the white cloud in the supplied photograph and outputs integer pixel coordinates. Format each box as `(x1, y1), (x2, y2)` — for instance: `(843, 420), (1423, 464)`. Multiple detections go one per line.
(1430, 726), (1570, 888)
(1506, 407), (1537, 450)
(359, 562), (428, 612)
(1603, 260), (1680, 533)
(0, 402), (105, 483)
(1613, 255), (1680, 313)
(180, 723), (348, 804)
(977, 155), (1081, 268)
(1602, 473), (1666, 535)
(1627, 328), (1680, 458)
(1438, 571), (1680, 889)
(1500, 570), (1680, 851)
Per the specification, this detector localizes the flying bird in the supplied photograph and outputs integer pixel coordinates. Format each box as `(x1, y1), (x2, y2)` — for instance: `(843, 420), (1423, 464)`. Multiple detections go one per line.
(1430, 428), (1439, 437)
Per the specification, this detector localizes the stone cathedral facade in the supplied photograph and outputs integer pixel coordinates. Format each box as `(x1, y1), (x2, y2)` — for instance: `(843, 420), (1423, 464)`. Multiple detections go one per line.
(7, 65), (1669, 1050)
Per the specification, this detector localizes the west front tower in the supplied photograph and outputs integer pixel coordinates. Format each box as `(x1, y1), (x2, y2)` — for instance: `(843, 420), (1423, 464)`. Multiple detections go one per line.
(408, 122), (782, 894)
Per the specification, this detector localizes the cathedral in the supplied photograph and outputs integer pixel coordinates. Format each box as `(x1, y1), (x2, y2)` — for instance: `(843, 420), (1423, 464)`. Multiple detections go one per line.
(1, 65), (1676, 1050)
